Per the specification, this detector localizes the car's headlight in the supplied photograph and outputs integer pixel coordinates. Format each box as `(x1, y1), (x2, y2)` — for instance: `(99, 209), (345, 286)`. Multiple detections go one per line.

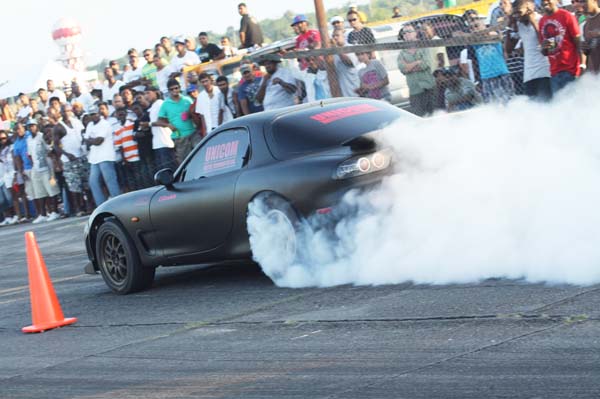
(334, 149), (393, 180)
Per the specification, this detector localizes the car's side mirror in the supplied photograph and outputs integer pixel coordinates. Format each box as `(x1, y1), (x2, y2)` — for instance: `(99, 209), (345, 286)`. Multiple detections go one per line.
(154, 168), (174, 189)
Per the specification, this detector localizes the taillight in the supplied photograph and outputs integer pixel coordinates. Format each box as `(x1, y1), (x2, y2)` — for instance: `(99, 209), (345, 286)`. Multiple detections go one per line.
(334, 149), (393, 180)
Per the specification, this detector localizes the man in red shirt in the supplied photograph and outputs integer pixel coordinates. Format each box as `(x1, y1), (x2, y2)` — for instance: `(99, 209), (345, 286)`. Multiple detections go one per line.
(539, 0), (583, 93)
(291, 14), (321, 70)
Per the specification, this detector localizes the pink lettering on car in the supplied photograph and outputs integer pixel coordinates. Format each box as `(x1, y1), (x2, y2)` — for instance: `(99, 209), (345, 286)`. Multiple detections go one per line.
(310, 104), (382, 124)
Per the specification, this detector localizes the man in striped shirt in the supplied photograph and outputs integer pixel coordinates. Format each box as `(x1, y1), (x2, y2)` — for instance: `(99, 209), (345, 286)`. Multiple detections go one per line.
(113, 107), (144, 191)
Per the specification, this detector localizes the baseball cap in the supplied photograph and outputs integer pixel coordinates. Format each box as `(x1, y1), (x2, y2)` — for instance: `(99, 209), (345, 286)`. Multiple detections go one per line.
(174, 35), (186, 45)
(26, 118), (37, 126)
(240, 64), (252, 73)
(87, 104), (99, 114)
(186, 84), (198, 93)
(291, 14), (308, 26)
(330, 16), (344, 24)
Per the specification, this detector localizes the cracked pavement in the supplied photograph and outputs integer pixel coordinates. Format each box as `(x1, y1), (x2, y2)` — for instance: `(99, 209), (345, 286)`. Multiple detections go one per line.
(0, 217), (599, 398)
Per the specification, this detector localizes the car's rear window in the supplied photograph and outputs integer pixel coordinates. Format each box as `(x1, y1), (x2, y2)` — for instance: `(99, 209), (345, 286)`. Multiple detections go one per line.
(265, 101), (411, 160)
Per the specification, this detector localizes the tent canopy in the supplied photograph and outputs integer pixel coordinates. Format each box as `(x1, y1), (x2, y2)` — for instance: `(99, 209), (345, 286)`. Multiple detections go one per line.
(0, 61), (96, 100)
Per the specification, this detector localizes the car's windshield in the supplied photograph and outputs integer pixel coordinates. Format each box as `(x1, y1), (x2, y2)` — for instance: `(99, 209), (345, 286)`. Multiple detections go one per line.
(266, 101), (413, 160)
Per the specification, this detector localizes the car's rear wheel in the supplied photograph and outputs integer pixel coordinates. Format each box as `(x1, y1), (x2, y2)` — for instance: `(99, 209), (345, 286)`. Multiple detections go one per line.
(248, 195), (309, 285)
(95, 220), (155, 294)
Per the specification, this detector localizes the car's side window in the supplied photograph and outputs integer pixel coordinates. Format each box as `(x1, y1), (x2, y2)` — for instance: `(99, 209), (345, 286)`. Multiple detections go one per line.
(181, 128), (250, 182)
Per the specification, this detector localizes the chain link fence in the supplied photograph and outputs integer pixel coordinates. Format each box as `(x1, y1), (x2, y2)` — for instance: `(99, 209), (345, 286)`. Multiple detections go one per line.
(250, 12), (525, 116)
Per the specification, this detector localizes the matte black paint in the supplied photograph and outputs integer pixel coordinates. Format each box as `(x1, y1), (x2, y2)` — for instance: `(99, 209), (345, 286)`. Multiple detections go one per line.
(84, 98), (415, 272)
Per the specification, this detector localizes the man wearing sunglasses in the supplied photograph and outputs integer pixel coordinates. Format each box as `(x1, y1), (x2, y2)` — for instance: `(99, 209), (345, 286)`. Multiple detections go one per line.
(347, 10), (375, 45)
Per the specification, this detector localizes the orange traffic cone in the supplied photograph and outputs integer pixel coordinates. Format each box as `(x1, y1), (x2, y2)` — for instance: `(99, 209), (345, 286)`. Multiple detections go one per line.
(22, 231), (77, 333)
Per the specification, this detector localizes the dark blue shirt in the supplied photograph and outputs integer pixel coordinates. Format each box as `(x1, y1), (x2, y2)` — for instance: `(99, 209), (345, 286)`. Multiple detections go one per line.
(238, 77), (264, 114)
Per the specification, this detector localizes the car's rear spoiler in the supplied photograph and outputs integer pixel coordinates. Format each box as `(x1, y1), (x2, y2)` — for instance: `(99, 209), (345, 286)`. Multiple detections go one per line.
(341, 132), (380, 152)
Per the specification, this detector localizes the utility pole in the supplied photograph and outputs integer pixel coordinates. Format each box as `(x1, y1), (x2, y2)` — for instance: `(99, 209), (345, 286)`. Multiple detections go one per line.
(314, 0), (342, 97)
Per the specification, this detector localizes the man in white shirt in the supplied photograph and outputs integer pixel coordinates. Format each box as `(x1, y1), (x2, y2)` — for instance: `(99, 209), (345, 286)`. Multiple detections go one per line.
(102, 67), (124, 106)
(46, 79), (67, 103)
(506, 0), (552, 100)
(196, 73), (221, 133)
(145, 89), (177, 172)
(153, 55), (173, 97)
(16, 93), (33, 122)
(83, 105), (121, 206)
(70, 82), (95, 112)
(216, 75), (236, 125)
(123, 48), (145, 92)
(170, 36), (201, 83)
(332, 29), (360, 97)
(256, 59), (297, 110)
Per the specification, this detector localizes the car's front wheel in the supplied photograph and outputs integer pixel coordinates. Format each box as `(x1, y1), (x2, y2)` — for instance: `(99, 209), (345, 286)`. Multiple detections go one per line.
(95, 220), (155, 294)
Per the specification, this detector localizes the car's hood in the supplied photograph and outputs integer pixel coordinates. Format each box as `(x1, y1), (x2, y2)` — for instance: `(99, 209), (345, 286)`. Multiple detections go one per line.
(90, 185), (162, 217)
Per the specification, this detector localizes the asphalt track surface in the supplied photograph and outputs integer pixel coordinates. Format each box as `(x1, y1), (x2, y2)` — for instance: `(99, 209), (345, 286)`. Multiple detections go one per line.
(0, 216), (599, 398)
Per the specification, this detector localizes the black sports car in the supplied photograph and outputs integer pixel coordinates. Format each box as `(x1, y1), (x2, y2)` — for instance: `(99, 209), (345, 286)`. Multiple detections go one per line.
(84, 98), (417, 294)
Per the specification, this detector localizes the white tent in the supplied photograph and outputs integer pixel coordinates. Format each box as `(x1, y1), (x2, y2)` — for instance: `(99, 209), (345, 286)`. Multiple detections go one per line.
(0, 61), (97, 100)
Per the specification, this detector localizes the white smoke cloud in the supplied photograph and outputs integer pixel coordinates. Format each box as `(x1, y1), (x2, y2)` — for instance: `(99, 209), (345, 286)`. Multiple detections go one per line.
(248, 76), (600, 288)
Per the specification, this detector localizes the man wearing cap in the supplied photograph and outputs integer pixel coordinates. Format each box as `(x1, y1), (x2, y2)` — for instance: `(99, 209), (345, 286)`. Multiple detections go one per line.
(197, 32), (225, 63)
(238, 3), (264, 49)
(292, 15), (322, 71)
(170, 36), (201, 86)
(256, 59), (297, 110)
(155, 79), (198, 163)
(238, 64), (264, 115)
(83, 105), (121, 206)
(185, 84), (206, 139)
(26, 119), (60, 223)
(330, 16), (346, 36)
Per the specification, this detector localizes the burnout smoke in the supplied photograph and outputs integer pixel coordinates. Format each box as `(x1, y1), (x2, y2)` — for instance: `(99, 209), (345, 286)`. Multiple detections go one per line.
(248, 77), (600, 288)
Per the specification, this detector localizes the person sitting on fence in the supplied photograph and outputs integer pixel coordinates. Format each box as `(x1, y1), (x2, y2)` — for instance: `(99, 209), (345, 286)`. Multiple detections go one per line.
(355, 51), (391, 102)
(435, 67), (482, 112)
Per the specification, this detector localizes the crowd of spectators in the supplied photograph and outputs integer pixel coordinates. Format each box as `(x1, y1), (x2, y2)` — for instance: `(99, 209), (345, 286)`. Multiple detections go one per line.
(0, 1), (598, 224)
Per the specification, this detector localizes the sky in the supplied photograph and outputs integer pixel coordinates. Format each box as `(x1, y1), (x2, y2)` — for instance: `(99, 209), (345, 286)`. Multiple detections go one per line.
(2, 0), (368, 82)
